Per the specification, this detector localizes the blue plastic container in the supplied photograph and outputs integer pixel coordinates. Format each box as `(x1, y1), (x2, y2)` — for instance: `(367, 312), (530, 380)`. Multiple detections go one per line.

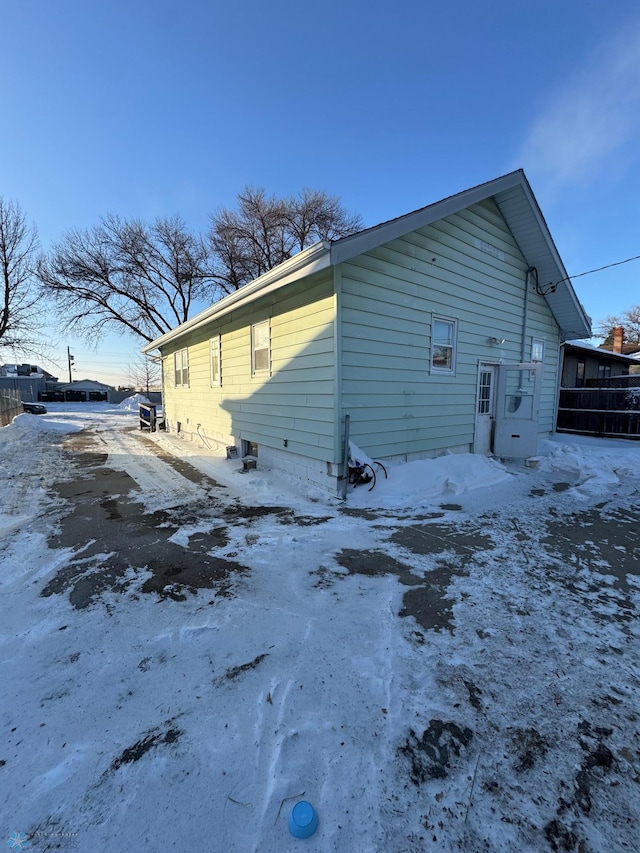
(288, 800), (319, 839)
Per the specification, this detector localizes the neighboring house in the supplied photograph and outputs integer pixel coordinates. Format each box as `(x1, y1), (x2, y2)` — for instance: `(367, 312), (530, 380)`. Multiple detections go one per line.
(561, 340), (636, 387)
(599, 325), (640, 357)
(0, 363), (59, 403)
(142, 170), (591, 495)
(558, 341), (640, 438)
(55, 379), (113, 402)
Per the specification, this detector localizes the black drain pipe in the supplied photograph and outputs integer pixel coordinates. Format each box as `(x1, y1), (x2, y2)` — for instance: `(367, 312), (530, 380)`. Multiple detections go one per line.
(340, 413), (350, 500)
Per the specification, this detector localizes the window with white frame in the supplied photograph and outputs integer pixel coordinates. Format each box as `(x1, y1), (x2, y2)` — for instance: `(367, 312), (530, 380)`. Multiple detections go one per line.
(531, 339), (544, 363)
(173, 347), (189, 387)
(251, 320), (270, 374)
(210, 336), (221, 387)
(431, 316), (457, 373)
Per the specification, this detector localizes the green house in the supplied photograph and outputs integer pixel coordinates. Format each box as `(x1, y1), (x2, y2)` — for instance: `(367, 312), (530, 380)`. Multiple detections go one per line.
(142, 170), (591, 495)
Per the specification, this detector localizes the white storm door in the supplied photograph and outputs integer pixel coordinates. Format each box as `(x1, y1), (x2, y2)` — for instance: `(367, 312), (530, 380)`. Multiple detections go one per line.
(493, 363), (542, 458)
(475, 365), (496, 454)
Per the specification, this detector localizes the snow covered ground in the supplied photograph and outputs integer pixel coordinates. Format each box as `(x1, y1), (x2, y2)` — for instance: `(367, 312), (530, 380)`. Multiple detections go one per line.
(1, 403), (639, 852)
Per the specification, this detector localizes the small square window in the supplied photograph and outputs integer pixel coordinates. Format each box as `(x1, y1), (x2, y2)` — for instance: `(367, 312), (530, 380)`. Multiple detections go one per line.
(531, 339), (544, 363)
(252, 320), (270, 374)
(173, 348), (189, 387)
(210, 336), (221, 387)
(431, 317), (457, 374)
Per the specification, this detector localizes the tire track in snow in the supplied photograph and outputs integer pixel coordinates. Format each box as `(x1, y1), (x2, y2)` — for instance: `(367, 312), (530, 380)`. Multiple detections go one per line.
(101, 429), (206, 510)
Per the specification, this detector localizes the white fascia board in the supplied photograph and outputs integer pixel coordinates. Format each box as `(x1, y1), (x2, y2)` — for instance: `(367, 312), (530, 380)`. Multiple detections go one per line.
(552, 289), (592, 340)
(508, 176), (592, 339)
(563, 340), (640, 362)
(328, 169), (591, 341)
(141, 242), (331, 354)
(329, 171), (527, 266)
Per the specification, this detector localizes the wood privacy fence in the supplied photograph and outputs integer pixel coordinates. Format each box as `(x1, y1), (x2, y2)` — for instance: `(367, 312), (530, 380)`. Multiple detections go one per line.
(557, 387), (640, 439)
(584, 374), (640, 389)
(0, 389), (23, 427)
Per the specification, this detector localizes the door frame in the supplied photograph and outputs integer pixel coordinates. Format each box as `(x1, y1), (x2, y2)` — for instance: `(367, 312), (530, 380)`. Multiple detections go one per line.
(473, 361), (499, 454)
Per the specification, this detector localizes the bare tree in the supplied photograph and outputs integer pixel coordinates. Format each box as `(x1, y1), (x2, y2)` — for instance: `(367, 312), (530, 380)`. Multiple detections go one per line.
(128, 354), (161, 395)
(0, 198), (40, 350)
(285, 187), (363, 252)
(37, 188), (362, 343)
(209, 187), (363, 294)
(37, 215), (215, 343)
(596, 305), (640, 343)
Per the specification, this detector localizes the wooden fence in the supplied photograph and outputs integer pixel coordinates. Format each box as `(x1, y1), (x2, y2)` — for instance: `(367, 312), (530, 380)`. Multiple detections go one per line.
(557, 387), (640, 439)
(584, 374), (640, 389)
(0, 389), (23, 427)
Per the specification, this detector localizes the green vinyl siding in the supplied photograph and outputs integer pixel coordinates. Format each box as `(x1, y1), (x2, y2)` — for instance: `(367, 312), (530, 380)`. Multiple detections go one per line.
(160, 195), (562, 473)
(161, 271), (336, 461)
(339, 198), (560, 459)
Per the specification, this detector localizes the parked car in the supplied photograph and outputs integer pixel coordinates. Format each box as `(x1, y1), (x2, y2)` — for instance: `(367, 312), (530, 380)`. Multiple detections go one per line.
(22, 402), (47, 415)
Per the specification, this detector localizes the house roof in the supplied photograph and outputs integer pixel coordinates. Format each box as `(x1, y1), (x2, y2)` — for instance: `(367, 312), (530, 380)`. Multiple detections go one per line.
(1, 363), (56, 379)
(598, 342), (640, 356)
(57, 379), (113, 390)
(563, 340), (640, 363)
(142, 170), (591, 353)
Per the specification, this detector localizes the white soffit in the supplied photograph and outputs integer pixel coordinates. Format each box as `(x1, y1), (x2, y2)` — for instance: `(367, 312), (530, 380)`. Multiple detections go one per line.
(493, 179), (591, 340)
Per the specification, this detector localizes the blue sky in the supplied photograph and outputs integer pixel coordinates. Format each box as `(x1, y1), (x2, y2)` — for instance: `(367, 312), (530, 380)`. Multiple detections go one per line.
(2, 0), (639, 385)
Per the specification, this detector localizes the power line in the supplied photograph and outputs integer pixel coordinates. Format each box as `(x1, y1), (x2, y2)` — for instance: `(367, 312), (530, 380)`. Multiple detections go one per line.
(36, 249), (640, 366)
(555, 253), (640, 288)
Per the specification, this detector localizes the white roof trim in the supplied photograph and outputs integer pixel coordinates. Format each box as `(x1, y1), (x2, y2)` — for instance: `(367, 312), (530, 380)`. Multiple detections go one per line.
(143, 170), (591, 352)
(328, 172), (528, 264)
(330, 170), (591, 339)
(142, 241), (330, 353)
(563, 340), (640, 362)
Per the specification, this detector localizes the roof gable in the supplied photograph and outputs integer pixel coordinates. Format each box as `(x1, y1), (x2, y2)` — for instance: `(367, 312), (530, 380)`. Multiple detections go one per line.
(143, 170), (591, 352)
(330, 170), (591, 340)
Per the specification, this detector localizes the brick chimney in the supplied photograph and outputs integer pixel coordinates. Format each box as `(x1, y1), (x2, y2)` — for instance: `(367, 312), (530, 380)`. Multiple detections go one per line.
(613, 326), (624, 353)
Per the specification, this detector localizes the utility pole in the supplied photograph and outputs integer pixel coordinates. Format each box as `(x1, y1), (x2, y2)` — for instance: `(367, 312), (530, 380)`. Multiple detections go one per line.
(67, 346), (75, 383)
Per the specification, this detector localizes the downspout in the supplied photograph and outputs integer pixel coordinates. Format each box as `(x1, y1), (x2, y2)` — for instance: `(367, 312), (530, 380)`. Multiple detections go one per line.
(340, 414), (350, 501)
(521, 268), (533, 363)
(159, 352), (166, 430)
(334, 265), (350, 500)
(517, 267), (534, 394)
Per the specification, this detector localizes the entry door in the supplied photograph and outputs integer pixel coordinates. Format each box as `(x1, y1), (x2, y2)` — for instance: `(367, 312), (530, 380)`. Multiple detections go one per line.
(475, 366), (496, 454)
(493, 363), (542, 458)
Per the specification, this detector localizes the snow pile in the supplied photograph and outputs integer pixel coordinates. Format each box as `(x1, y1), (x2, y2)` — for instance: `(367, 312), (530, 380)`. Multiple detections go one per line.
(117, 393), (151, 410)
(8, 411), (83, 435)
(348, 451), (512, 508)
(348, 439), (376, 469)
(538, 434), (640, 497)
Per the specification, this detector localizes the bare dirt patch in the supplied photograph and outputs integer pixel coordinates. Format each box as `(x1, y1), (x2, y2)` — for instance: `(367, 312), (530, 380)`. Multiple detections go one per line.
(43, 432), (249, 607)
(390, 522), (492, 561)
(543, 505), (640, 594)
(217, 653), (269, 684)
(335, 548), (422, 586)
(399, 721), (474, 783)
(111, 723), (182, 770)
